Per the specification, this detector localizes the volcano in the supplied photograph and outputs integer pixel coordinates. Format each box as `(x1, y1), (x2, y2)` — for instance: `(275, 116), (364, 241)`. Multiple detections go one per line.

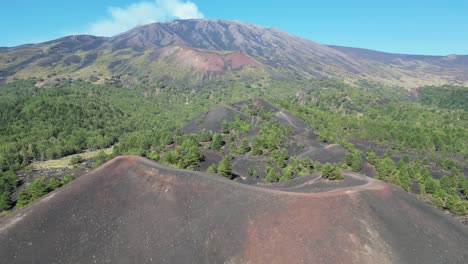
(1, 156), (467, 263)
(1, 19), (468, 87)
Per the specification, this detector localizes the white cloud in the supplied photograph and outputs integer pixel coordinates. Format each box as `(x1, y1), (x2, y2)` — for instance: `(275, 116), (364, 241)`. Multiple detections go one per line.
(87, 0), (204, 36)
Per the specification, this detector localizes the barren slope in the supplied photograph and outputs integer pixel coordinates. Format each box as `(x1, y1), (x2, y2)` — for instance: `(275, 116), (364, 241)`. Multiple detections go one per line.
(1, 156), (467, 264)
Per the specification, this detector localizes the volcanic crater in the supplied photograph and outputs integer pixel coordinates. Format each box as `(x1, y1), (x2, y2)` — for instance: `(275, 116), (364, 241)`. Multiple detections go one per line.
(0, 155), (467, 264)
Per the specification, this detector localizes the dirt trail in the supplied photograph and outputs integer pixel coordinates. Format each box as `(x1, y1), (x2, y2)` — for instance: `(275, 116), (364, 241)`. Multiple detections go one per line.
(296, 146), (316, 158)
(224, 104), (260, 129)
(252, 116), (259, 128)
(257, 171), (385, 198)
(276, 111), (300, 129)
(224, 105), (247, 117)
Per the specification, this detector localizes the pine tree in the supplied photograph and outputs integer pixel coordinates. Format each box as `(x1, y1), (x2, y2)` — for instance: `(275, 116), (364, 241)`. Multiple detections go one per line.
(206, 163), (217, 173)
(454, 201), (467, 216)
(220, 120), (230, 134)
(211, 134), (223, 151)
(265, 167), (279, 182)
(218, 156), (232, 179)
(424, 177), (440, 194)
(345, 151), (362, 172)
(280, 165), (293, 182)
(47, 178), (62, 192)
(251, 137), (262, 155)
(321, 163), (343, 180)
(240, 139), (251, 154)
(376, 157), (395, 180)
(366, 148), (378, 165)
(0, 192), (11, 211)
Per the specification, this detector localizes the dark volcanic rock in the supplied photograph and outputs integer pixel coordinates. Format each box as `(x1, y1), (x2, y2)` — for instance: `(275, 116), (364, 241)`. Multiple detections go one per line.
(0, 156), (467, 263)
(181, 105), (250, 134)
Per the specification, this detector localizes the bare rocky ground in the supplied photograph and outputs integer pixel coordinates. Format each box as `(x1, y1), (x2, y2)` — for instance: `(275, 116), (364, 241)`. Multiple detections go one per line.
(0, 156), (467, 264)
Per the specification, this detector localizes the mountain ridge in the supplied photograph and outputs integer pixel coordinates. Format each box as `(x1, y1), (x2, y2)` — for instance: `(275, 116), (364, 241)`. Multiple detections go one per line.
(1, 19), (467, 87)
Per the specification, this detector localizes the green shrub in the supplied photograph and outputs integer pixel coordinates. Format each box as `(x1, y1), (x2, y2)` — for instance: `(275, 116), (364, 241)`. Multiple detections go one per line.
(61, 174), (75, 185)
(218, 156), (232, 179)
(321, 163), (343, 180)
(265, 166), (279, 182)
(70, 155), (83, 165)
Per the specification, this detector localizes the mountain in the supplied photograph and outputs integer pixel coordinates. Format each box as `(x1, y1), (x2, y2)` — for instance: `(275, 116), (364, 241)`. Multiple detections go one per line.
(1, 19), (467, 87)
(1, 18), (467, 264)
(1, 155), (467, 264)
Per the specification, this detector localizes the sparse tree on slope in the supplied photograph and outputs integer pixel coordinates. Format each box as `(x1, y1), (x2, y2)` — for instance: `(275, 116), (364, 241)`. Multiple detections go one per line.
(265, 166), (279, 182)
(211, 133), (223, 151)
(218, 156), (232, 179)
(321, 163), (343, 180)
(239, 139), (251, 154)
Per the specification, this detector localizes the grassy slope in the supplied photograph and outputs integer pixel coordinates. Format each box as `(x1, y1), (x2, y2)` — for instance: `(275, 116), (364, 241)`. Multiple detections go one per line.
(32, 147), (113, 169)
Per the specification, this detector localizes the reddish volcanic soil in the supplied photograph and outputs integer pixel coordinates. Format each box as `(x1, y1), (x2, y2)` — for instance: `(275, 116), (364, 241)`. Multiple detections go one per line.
(152, 45), (258, 72)
(0, 156), (467, 263)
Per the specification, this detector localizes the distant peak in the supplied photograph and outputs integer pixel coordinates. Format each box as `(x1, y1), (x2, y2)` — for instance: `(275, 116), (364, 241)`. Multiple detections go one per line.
(134, 18), (266, 30)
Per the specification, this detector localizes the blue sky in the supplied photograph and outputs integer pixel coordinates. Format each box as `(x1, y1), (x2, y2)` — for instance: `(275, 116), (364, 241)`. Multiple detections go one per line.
(1, 0), (467, 55)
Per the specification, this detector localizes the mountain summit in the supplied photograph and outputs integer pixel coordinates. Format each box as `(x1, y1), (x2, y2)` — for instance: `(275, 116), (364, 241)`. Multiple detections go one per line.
(1, 19), (467, 86)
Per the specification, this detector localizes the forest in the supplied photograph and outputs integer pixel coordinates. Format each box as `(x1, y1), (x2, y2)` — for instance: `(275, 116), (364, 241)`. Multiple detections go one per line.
(0, 78), (466, 216)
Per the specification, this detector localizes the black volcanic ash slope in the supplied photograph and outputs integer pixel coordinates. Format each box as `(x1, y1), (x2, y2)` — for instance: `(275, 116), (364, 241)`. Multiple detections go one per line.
(177, 99), (349, 182)
(0, 156), (467, 264)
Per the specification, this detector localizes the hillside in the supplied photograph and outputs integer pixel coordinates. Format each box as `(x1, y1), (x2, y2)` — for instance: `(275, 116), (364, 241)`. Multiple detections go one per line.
(146, 98), (468, 219)
(177, 99), (349, 182)
(1, 80), (466, 221)
(1, 156), (467, 264)
(1, 19), (468, 87)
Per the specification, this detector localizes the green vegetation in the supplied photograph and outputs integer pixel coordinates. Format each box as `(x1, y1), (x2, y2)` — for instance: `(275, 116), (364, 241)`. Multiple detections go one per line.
(265, 167), (279, 182)
(70, 155), (83, 165)
(239, 139), (251, 154)
(0, 76), (287, 175)
(279, 80), (467, 156)
(161, 136), (203, 170)
(218, 156), (232, 179)
(16, 178), (48, 208)
(241, 101), (275, 120)
(365, 149), (467, 214)
(276, 79), (467, 215)
(345, 149), (362, 172)
(321, 163), (343, 180)
(61, 174), (75, 185)
(91, 151), (112, 169)
(0, 80), (123, 169)
(206, 163), (217, 173)
(221, 116), (251, 135)
(0, 78), (466, 218)
(211, 133), (224, 151)
(0, 171), (18, 210)
(251, 121), (290, 155)
(418, 85), (468, 110)
(16, 174), (75, 209)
